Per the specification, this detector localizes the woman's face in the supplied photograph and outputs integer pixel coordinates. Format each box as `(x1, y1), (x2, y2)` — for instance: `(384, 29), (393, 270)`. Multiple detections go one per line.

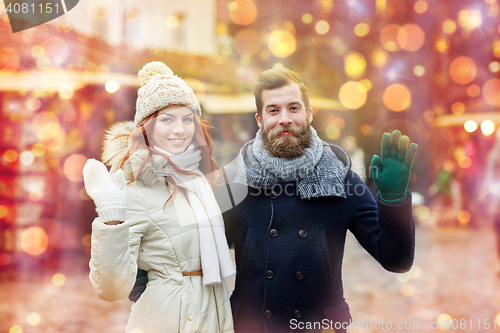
(152, 105), (196, 155)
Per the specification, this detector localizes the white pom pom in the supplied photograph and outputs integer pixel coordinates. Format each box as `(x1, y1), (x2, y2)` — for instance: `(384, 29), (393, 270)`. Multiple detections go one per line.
(138, 61), (174, 86)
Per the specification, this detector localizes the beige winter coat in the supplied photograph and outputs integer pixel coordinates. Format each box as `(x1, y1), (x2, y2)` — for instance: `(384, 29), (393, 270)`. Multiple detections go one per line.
(89, 122), (234, 333)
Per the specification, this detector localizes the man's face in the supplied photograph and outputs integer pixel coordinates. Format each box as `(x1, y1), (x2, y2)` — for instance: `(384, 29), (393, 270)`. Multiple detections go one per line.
(255, 83), (314, 159)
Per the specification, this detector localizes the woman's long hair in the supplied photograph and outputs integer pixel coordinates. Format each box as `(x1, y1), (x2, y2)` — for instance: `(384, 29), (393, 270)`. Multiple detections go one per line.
(114, 108), (222, 204)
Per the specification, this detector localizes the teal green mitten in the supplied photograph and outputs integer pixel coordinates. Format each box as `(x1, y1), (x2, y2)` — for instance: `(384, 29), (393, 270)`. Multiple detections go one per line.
(370, 130), (418, 203)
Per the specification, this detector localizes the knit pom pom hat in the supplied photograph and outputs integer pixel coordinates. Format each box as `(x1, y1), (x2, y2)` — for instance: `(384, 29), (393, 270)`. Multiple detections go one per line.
(135, 61), (201, 126)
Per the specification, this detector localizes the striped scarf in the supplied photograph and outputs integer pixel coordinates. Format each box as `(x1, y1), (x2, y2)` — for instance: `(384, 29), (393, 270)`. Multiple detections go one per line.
(234, 127), (351, 199)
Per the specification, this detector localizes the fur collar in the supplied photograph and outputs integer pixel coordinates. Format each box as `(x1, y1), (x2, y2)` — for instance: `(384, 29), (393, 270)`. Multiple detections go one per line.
(101, 121), (172, 186)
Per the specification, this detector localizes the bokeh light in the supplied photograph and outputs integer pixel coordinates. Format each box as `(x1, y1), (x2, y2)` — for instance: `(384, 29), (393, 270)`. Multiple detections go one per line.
(400, 283), (414, 296)
(315, 20), (330, 35)
(0, 205), (8, 218)
(457, 9), (482, 30)
(413, 65), (425, 76)
(82, 234), (92, 247)
(489, 61), (500, 73)
(40, 123), (66, 152)
(27, 98), (41, 111)
(59, 85), (74, 100)
(31, 45), (44, 58)
(458, 155), (472, 168)
(481, 120), (496, 136)
(370, 48), (389, 68)
(4, 149), (18, 163)
(438, 314), (452, 330)
(79, 188), (91, 200)
(449, 57), (477, 85)
(383, 84), (411, 111)
(494, 40), (500, 58)
(32, 111), (59, 136)
(105, 81), (120, 94)
(435, 37), (450, 54)
(234, 29), (261, 56)
(268, 30), (296, 58)
(409, 265), (421, 279)
(332, 117), (346, 130)
(414, 205), (430, 220)
(451, 102), (465, 115)
(354, 23), (370, 37)
(229, 0), (257, 26)
(19, 151), (34, 166)
(339, 81), (367, 110)
(398, 24), (425, 51)
(359, 79), (372, 91)
(26, 313), (41, 326)
(380, 24), (401, 52)
(414, 0), (428, 13)
(20, 227), (48, 256)
(397, 272), (410, 283)
(464, 120), (478, 132)
(165, 15), (180, 29)
(466, 84), (480, 97)
(359, 124), (372, 136)
(457, 210), (471, 224)
(9, 326), (23, 333)
(343, 53), (366, 79)
(52, 273), (66, 287)
(325, 125), (341, 140)
(301, 13), (312, 24)
(36, 57), (50, 70)
(442, 19), (457, 34)
(63, 154), (87, 182)
(483, 79), (500, 106)
(227, 1), (238, 11)
(31, 143), (46, 157)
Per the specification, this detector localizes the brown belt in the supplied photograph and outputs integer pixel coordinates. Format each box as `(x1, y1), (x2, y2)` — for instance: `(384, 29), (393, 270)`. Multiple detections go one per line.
(182, 270), (203, 276)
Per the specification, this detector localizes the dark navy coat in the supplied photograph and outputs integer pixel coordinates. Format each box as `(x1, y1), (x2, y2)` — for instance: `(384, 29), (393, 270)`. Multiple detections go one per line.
(219, 150), (415, 333)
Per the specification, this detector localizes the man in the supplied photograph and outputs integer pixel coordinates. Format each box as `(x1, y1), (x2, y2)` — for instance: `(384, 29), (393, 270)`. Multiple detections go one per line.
(131, 68), (417, 333)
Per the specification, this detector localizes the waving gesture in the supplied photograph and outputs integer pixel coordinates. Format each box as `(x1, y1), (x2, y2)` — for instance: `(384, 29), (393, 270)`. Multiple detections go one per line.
(83, 159), (128, 223)
(370, 130), (418, 203)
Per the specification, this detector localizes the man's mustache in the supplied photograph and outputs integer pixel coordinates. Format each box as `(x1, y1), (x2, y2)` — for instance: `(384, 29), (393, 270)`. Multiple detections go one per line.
(267, 124), (304, 140)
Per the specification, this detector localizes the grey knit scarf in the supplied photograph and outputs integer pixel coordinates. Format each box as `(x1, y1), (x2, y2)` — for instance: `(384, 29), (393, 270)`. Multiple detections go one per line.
(234, 127), (351, 199)
(253, 127), (324, 181)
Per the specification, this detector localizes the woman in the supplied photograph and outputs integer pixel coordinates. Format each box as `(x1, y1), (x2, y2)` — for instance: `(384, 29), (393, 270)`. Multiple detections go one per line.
(83, 62), (235, 333)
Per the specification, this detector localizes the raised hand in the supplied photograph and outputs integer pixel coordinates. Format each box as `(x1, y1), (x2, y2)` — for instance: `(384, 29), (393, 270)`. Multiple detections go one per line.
(370, 130), (418, 203)
(83, 159), (128, 223)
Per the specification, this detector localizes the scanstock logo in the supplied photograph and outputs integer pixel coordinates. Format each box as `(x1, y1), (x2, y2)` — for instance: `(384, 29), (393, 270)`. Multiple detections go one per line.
(3, 0), (79, 33)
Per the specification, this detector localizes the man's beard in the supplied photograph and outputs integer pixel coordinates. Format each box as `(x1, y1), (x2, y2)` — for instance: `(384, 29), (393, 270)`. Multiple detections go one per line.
(262, 122), (312, 159)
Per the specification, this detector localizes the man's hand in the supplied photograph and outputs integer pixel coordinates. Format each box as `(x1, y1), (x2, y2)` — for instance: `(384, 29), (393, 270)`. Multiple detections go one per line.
(129, 269), (148, 302)
(370, 130), (418, 203)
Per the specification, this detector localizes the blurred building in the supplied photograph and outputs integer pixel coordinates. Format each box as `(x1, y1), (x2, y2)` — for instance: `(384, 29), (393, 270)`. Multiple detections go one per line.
(66, 0), (218, 54)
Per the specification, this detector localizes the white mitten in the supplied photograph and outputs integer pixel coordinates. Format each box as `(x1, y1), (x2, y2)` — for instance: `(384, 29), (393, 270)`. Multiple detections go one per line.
(83, 159), (128, 223)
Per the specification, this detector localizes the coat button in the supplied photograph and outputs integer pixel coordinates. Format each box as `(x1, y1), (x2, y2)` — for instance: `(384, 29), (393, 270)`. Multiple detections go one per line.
(266, 270), (274, 279)
(294, 310), (301, 319)
(269, 228), (278, 237)
(188, 315), (193, 321)
(295, 271), (304, 280)
(264, 310), (273, 318)
(299, 230), (307, 238)
(270, 191), (278, 199)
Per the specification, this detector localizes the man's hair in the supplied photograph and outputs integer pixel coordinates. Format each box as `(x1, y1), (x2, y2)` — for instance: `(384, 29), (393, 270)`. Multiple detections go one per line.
(253, 68), (310, 117)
